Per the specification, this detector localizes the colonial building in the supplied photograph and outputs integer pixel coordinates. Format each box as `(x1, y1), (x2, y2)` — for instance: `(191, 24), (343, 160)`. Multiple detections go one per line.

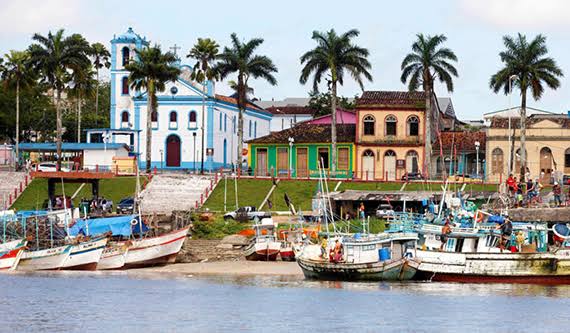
(432, 131), (486, 179)
(247, 122), (355, 178)
(486, 114), (570, 184)
(97, 28), (272, 171)
(354, 91), (428, 181)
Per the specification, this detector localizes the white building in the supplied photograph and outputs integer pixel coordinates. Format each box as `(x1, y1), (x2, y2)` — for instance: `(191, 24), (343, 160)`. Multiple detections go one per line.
(483, 106), (559, 125)
(100, 28), (272, 171)
(265, 106), (314, 132)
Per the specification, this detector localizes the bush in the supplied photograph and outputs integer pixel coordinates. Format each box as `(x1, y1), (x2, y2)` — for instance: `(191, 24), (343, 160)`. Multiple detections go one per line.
(191, 215), (248, 239)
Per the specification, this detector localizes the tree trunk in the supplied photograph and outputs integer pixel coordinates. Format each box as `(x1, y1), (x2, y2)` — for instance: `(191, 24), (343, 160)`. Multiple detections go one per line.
(77, 92), (82, 143)
(424, 80), (433, 179)
(146, 83), (154, 172)
(237, 75), (245, 172)
(15, 81), (20, 169)
(201, 85), (206, 174)
(330, 80), (338, 174)
(56, 89), (63, 170)
(95, 69), (99, 127)
(519, 89), (527, 182)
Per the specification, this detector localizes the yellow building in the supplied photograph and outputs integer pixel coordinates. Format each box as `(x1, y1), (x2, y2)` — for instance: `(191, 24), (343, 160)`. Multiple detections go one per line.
(355, 91), (428, 180)
(486, 114), (570, 184)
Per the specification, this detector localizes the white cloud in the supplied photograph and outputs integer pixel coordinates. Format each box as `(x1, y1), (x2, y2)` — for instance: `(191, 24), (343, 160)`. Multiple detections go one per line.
(460, 0), (570, 29)
(0, 0), (83, 36)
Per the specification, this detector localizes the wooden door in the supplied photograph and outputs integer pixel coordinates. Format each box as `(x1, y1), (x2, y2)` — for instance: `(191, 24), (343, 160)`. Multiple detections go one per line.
(362, 150), (375, 180)
(296, 148), (308, 178)
(256, 149), (268, 176)
(277, 147), (288, 176)
(384, 150), (396, 180)
(166, 135), (181, 167)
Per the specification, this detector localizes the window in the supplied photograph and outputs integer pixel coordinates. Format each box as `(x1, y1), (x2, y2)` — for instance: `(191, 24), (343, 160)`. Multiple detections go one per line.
(491, 148), (504, 175)
(249, 120), (252, 137)
(151, 111), (158, 129)
(281, 119), (284, 130)
(254, 122), (257, 138)
(121, 111), (129, 128)
(189, 111), (197, 129)
(565, 148), (570, 168)
(338, 147), (349, 171)
(363, 115), (375, 136)
(406, 150), (419, 173)
(385, 115), (397, 136)
(407, 116), (419, 136)
(318, 148), (329, 169)
(169, 111), (177, 129)
(121, 47), (130, 66)
(277, 147), (289, 175)
(121, 77), (129, 95)
(233, 116), (236, 133)
(224, 114), (227, 132)
(219, 113), (222, 131)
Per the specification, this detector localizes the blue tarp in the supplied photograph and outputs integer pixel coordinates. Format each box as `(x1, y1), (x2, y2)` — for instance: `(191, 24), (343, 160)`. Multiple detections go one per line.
(69, 215), (147, 237)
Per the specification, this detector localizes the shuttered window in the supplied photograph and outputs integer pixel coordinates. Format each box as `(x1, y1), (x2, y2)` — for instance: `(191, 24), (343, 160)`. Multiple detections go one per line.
(338, 148), (349, 170)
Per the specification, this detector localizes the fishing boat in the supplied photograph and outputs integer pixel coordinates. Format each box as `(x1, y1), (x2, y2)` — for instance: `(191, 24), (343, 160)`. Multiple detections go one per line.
(0, 239), (27, 271)
(61, 237), (108, 271)
(18, 245), (72, 271)
(243, 218), (281, 261)
(297, 232), (421, 281)
(97, 242), (130, 270)
(414, 220), (570, 284)
(122, 226), (190, 269)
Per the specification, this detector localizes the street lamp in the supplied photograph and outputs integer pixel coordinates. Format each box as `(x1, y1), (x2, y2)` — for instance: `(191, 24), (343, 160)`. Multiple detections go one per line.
(475, 140), (480, 178)
(508, 74), (519, 175)
(288, 137), (294, 177)
(193, 132), (197, 174)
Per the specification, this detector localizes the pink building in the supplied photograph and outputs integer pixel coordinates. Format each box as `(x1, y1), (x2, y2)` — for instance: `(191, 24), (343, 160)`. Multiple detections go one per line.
(306, 109), (356, 125)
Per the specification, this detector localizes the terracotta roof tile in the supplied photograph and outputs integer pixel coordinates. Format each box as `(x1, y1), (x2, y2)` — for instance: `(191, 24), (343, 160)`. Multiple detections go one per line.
(247, 123), (355, 144)
(356, 91), (427, 109)
(490, 115), (570, 129)
(215, 94), (265, 112)
(433, 131), (486, 152)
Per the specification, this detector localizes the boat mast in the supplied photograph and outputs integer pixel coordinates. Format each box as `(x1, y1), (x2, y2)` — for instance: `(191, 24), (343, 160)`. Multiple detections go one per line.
(61, 177), (70, 236)
(135, 163), (143, 240)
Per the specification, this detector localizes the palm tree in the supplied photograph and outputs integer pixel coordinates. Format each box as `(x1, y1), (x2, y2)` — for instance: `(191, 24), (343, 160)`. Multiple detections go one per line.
(29, 29), (91, 169)
(187, 38), (219, 174)
(490, 34), (563, 182)
(215, 33), (278, 169)
(68, 64), (95, 142)
(126, 45), (180, 172)
(1, 50), (35, 167)
(401, 34), (458, 179)
(90, 42), (111, 127)
(300, 29), (372, 173)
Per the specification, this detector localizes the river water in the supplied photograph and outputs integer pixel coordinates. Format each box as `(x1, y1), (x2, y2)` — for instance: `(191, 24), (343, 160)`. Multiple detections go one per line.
(1, 272), (569, 333)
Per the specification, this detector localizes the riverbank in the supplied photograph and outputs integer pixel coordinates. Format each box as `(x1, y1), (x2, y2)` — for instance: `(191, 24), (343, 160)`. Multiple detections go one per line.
(130, 261), (303, 277)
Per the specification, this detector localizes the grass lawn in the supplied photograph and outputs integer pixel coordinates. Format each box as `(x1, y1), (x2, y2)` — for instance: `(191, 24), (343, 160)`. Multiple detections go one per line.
(11, 176), (143, 210)
(203, 178), (500, 212)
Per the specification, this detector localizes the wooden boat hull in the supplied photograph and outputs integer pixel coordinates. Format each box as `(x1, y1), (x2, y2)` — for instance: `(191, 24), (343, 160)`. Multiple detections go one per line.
(415, 249), (570, 285)
(18, 245), (72, 271)
(122, 226), (190, 269)
(243, 241), (281, 261)
(298, 257), (420, 281)
(62, 238), (108, 271)
(97, 244), (129, 270)
(0, 240), (27, 271)
(280, 248), (296, 262)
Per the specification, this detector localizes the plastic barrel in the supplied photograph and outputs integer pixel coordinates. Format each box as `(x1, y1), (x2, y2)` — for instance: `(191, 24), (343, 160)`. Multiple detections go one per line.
(379, 248), (391, 261)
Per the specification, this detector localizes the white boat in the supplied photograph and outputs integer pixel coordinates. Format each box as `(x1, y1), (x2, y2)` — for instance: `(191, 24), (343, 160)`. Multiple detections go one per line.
(243, 218), (281, 261)
(18, 245), (72, 271)
(0, 240), (27, 271)
(121, 226), (190, 269)
(97, 242), (130, 270)
(61, 237), (108, 271)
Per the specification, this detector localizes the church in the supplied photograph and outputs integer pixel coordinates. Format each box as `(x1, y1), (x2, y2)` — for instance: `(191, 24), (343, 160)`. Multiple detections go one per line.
(87, 28), (272, 171)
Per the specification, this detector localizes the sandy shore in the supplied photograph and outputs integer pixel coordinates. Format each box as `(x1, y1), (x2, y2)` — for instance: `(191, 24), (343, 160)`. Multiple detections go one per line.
(129, 261), (304, 277)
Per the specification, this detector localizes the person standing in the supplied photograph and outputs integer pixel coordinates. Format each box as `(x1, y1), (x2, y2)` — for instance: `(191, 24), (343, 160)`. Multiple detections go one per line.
(498, 218), (513, 252)
(359, 202), (365, 220)
(553, 182), (562, 207)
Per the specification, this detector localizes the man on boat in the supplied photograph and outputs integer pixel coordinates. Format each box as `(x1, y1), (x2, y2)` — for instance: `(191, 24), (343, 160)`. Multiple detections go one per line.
(498, 218), (513, 252)
(440, 218), (452, 251)
(320, 235), (328, 259)
(331, 239), (344, 263)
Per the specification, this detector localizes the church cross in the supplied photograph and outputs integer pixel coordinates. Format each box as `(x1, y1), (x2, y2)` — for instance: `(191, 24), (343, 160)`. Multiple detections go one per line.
(170, 44), (181, 56)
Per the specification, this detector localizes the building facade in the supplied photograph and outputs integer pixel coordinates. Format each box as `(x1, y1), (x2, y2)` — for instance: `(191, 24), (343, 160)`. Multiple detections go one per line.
(354, 91), (427, 181)
(265, 106), (313, 132)
(486, 114), (570, 184)
(107, 28), (271, 171)
(432, 131), (486, 180)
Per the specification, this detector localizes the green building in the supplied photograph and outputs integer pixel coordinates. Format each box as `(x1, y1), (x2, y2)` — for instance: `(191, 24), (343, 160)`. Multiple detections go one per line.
(247, 123), (356, 178)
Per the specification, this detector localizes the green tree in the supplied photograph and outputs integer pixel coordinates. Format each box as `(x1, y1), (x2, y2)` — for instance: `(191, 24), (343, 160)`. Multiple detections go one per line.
(68, 64), (95, 142)
(490, 33), (563, 181)
(90, 42), (111, 127)
(215, 34), (278, 168)
(126, 45), (180, 172)
(401, 34), (458, 178)
(1, 50), (35, 163)
(187, 38), (219, 173)
(307, 91), (355, 117)
(300, 29), (372, 173)
(29, 29), (91, 168)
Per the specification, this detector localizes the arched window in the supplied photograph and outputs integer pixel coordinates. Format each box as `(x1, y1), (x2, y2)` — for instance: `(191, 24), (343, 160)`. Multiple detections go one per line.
(407, 116), (419, 136)
(121, 77), (129, 95)
(189, 111), (197, 129)
(436, 157), (443, 175)
(169, 111), (177, 129)
(565, 148), (570, 169)
(121, 111), (129, 128)
(151, 111), (158, 129)
(385, 115), (397, 136)
(224, 114), (227, 132)
(363, 115), (375, 136)
(249, 120), (252, 137)
(492, 148), (504, 175)
(219, 113), (223, 130)
(121, 47), (130, 66)
(406, 150), (419, 173)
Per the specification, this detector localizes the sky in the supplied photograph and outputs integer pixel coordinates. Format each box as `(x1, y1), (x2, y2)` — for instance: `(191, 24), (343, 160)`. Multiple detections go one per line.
(1, 0), (570, 120)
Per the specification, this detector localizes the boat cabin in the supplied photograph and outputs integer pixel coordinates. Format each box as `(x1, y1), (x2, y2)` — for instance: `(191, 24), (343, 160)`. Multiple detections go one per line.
(342, 232), (417, 264)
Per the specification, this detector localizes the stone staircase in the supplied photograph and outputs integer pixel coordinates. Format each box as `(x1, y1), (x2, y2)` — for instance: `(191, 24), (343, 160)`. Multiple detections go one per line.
(140, 173), (215, 214)
(0, 171), (27, 207)
(177, 239), (245, 263)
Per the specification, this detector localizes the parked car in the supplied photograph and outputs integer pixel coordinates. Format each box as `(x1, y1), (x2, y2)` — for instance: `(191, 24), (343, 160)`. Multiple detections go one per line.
(401, 172), (424, 181)
(116, 197), (135, 215)
(34, 162), (70, 172)
(224, 206), (271, 221)
(375, 204), (395, 219)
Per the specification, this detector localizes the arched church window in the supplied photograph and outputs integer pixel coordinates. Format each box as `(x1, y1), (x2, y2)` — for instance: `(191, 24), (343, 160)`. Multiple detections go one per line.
(122, 47), (130, 66)
(121, 77), (129, 95)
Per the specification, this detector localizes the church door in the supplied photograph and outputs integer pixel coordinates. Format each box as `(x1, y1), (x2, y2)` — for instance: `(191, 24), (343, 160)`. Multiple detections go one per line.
(166, 135), (181, 167)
